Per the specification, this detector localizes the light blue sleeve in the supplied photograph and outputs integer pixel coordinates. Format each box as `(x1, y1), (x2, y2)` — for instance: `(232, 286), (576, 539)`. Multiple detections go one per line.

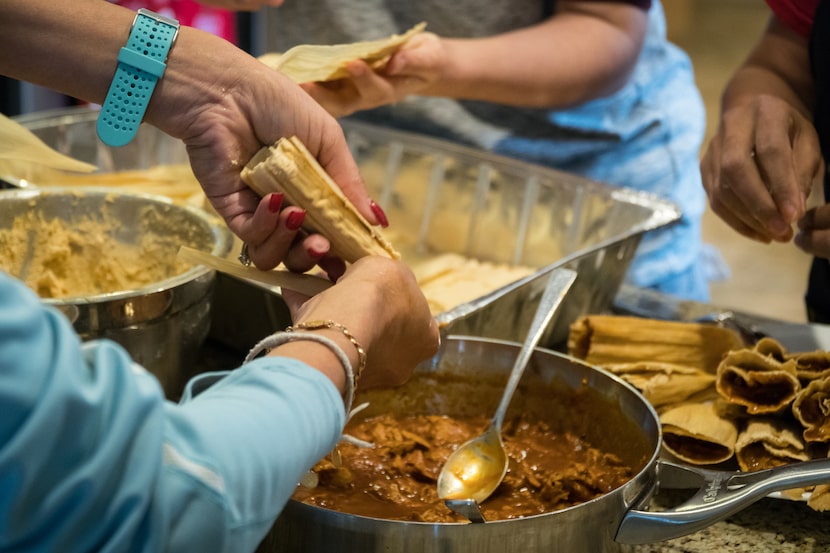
(0, 272), (345, 553)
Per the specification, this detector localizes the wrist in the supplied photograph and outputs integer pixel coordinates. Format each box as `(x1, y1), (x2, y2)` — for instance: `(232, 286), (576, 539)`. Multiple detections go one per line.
(143, 25), (228, 138)
(423, 38), (470, 99)
(269, 341), (349, 394)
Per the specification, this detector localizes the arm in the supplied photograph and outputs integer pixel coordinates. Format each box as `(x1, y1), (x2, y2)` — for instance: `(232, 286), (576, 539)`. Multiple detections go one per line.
(0, 0), (386, 272)
(420, 1), (647, 107)
(700, 14), (822, 243)
(0, 256), (438, 552)
(303, 1), (647, 117)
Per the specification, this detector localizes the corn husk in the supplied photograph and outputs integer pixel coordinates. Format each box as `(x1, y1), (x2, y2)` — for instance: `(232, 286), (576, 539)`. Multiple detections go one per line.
(567, 315), (744, 373)
(0, 112), (96, 182)
(259, 23), (426, 83)
(715, 342), (800, 415)
(660, 402), (738, 465)
(793, 375), (830, 443)
(787, 349), (830, 383)
(734, 417), (810, 472)
(603, 361), (715, 408)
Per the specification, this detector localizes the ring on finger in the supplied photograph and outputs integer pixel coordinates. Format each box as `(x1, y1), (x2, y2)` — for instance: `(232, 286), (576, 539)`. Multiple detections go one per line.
(238, 242), (251, 267)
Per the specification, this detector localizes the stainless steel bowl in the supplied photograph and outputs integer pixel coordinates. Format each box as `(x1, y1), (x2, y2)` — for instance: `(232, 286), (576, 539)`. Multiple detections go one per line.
(0, 187), (233, 397)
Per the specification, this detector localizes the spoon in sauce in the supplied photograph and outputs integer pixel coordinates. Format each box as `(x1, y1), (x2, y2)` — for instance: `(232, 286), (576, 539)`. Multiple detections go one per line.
(437, 267), (577, 504)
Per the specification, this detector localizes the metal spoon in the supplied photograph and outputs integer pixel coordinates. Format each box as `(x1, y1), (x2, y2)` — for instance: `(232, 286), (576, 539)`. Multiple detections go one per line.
(436, 267), (577, 503)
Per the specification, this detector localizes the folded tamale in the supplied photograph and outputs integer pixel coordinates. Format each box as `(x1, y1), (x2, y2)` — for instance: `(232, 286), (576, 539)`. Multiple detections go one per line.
(734, 417), (810, 472)
(241, 136), (399, 263)
(660, 402), (738, 465)
(788, 349), (830, 383)
(603, 361), (715, 408)
(567, 315), (744, 373)
(752, 336), (788, 361)
(793, 375), (830, 443)
(715, 341), (801, 415)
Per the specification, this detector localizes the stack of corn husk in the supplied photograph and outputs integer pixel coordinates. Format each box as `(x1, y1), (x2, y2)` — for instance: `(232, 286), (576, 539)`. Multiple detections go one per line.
(568, 314), (830, 511)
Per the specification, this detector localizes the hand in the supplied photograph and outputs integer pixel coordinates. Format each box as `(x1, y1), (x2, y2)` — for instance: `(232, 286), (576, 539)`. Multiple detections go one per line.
(282, 257), (441, 390)
(700, 93), (821, 243)
(796, 204), (830, 259)
(148, 26), (385, 272)
(302, 33), (447, 118)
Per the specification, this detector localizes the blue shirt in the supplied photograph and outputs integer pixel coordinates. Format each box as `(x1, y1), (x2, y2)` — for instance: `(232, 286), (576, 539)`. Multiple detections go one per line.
(264, 0), (710, 301)
(0, 272), (345, 552)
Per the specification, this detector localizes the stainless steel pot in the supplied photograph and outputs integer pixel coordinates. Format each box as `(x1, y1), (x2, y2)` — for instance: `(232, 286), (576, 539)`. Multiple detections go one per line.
(258, 337), (830, 552)
(0, 187), (233, 398)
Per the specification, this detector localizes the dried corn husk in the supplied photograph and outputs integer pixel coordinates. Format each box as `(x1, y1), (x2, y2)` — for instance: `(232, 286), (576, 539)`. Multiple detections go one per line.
(715, 343), (800, 415)
(567, 315), (744, 373)
(793, 376), (830, 443)
(0, 112), (96, 182)
(16, 163), (204, 204)
(734, 417), (810, 472)
(241, 136), (399, 263)
(787, 349), (830, 383)
(660, 402), (738, 465)
(603, 361), (715, 408)
(259, 23), (426, 83)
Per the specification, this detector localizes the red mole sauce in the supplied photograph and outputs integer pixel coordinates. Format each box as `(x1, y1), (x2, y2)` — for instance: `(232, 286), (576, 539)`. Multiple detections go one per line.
(292, 412), (635, 522)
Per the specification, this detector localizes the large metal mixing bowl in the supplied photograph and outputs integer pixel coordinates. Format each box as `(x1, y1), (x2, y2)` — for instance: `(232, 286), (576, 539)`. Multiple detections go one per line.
(0, 187), (233, 398)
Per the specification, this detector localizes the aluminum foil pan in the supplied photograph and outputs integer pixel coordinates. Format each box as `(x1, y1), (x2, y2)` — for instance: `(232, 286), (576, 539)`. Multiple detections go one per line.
(341, 120), (680, 347)
(11, 107), (680, 350)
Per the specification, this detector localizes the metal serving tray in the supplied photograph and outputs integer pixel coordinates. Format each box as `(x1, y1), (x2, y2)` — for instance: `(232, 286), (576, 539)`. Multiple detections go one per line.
(340, 120), (680, 347)
(11, 107), (680, 350)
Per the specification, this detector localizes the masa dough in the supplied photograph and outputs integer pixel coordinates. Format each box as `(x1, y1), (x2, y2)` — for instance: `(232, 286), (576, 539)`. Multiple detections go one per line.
(0, 207), (191, 299)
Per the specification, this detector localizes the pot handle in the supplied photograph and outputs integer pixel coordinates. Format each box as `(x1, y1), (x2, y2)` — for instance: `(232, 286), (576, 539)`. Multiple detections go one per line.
(615, 458), (830, 544)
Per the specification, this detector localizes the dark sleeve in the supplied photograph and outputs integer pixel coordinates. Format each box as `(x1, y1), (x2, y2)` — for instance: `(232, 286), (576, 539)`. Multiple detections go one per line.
(765, 0), (820, 38)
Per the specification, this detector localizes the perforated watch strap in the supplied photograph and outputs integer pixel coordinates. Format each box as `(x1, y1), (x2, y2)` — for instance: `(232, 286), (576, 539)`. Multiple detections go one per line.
(96, 9), (179, 147)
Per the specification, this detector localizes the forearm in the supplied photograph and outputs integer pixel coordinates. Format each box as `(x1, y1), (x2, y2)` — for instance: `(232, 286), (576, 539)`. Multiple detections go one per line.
(0, 0), (247, 142)
(0, 0), (130, 104)
(426, 1), (647, 108)
(721, 15), (815, 118)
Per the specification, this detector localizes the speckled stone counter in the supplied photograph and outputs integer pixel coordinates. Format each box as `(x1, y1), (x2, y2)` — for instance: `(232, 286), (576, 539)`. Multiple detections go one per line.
(629, 492), (830, 552)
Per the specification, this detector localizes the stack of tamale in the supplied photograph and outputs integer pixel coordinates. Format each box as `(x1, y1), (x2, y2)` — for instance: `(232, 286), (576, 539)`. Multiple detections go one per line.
(568, 314), (830, 511)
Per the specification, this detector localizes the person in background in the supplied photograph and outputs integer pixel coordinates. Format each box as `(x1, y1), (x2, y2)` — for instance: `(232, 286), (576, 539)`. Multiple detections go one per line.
(699, 0), (830, 322)
(0, 1), (440, 551)
(212, 0), (717, 302)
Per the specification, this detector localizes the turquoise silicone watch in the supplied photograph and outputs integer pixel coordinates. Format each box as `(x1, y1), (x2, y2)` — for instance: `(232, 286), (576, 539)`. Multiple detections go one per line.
(96, 8), (179, 147)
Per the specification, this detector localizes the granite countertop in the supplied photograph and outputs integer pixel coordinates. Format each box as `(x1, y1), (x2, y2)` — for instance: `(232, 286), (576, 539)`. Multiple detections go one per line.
(631, 491), (830, 552)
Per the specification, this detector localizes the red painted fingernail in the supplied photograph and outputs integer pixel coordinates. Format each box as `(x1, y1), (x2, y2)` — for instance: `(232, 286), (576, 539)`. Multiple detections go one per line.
(286, 210), (306, 231)
(369, 200), (389, 228)
(307, 246), (326, 258)
(268, 193), (284, 213)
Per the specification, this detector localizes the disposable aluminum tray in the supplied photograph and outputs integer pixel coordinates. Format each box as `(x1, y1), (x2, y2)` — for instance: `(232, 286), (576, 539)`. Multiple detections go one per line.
(11, 108), (680, 349)
(341, 120), (680, 347)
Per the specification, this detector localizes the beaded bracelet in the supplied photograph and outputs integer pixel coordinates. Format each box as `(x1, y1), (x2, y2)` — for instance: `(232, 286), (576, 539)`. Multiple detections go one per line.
(244, 330), (355, 414)
(286, 320), (367, 382)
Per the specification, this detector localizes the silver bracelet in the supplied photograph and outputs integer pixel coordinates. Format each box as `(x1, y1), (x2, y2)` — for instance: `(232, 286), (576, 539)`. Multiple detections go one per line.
(244, 331), (355, 414)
